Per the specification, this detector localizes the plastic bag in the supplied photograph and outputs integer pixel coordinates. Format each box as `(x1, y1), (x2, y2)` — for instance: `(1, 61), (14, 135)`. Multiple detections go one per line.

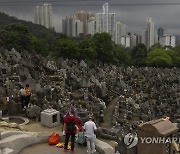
(48, 133), (60, 145)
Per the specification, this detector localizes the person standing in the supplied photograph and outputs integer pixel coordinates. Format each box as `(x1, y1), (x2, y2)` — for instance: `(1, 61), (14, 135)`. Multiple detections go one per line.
(70, 103), (78, 118)
(25, 84), (31, 107)
(19, 86), (27, 109)
(63, 110), (78, 152)
(65, 103), (78, 118)
(84, 116), (97, 154)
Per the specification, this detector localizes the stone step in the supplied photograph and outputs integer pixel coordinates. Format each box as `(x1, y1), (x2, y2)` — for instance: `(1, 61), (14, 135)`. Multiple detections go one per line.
(95, 139), (115, 154)
(1, 148), (14, 154)
(1, 131), (25, 140)
(0, 132), (49, 154)
(0, 134), (30, 147)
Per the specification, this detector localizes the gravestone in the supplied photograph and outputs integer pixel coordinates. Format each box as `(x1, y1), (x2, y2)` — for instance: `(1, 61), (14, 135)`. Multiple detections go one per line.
(41, 109), (60, 128)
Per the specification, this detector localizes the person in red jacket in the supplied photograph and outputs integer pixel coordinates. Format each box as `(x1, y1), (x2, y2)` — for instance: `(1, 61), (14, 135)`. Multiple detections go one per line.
(63, 110), (78, 152)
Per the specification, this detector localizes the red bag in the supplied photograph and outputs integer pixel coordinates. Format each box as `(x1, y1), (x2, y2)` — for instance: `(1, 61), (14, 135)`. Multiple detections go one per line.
(48, 133), (60, 145)
(78, 124), (84, 131)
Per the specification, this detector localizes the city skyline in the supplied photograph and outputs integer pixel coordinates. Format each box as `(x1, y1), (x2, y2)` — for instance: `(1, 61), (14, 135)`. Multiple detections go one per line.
(0, 0), (180, 35)
(59, 3), (175, 48)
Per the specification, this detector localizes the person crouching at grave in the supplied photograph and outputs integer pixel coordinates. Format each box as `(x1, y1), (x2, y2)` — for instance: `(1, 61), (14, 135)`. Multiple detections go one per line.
(19, 86), (27, 109)
(25, 84), (32, 107)
(63, 110), (79, 152)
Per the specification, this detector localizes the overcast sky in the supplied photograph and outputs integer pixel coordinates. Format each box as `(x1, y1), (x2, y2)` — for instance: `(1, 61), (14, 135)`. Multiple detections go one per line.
(0, 0), (180, 35)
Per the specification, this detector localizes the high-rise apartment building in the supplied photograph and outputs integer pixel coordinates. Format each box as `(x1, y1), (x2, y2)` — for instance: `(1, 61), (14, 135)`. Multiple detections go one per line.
(75, 20), (83, 37)
(121, 35), (130, 48)
(95, 3), (116, 41)
(136, 35), (142, 45)
(116, 21), (128, 45)
(130, 33), (137, 49)
(76, 11), (95, 35)
(154, 34), (159, 44)
(158, 27), (164, 41)
(34, 3), (53, 29)
(87, 17), (96, 35)
(159, 34), (176, 47)
(62, 16), (83, 37)
(62, 11), (94, 37)
(62, 16), (75, 37)
(77, 11), (88, 35)
(141, 29), (146, 45)
(146, 17), (155, 49)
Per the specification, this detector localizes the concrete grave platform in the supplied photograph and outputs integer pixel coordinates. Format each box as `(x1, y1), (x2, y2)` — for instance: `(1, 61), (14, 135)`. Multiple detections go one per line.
(0, 131), (114, 154)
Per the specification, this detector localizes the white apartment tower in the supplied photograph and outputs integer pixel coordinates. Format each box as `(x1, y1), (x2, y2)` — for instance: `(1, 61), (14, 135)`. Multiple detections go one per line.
(103, 3), (109, 32)
(116, 21), (128, 45)
(121, 35), (130, 48)
(76, 11), (95, 35)
(95, 3), (116, 41)
(62, 16), (83, 37)
(62, 16), (76, 37)
(146, 17), (155, 49)
(34, 3), (53, 29)
(141, 29), (146, 45)
(87, 17), (96, 35)
(130, 33), (137, 48)
(75, 20), (83, 37)
(159, 35), (176, 47)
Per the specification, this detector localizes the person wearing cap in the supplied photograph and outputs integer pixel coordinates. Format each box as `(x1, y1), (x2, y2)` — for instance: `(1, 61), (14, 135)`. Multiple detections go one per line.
(84, 115), (97, 154)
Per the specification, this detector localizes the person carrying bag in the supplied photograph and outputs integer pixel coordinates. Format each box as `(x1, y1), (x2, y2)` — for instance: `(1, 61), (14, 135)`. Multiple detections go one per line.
(63, 110), (78, 152)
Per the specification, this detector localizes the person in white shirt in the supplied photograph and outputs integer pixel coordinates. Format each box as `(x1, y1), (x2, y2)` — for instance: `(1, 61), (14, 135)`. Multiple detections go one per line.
(84, 115), (97, 154)
(19, 86), (27, 109)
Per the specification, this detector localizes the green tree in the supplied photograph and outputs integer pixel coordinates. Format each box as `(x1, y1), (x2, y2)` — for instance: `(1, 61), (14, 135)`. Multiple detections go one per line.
(165, 49), (180, 67)
(92, 32), (115, 63)
(55, 38), (78, 59)
(77, 38), (96, 61)
(0, 23), (33, 51)
(38, 30), (57, 53)
(146, 48), (173, 67)
(31, 36), (49, 56)
(131, 43), (147, 66)
(113, 46), (130, 66)
(173, 45), (180, 57)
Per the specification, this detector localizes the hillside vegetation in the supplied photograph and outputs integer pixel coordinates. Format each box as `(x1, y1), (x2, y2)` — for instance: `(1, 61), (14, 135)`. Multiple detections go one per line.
(0, 12), (180, 67)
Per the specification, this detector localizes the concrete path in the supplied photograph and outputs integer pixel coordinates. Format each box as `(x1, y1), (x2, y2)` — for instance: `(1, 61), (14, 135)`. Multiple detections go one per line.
(100, 97), (119, 128)
(20, 143), (100, 154)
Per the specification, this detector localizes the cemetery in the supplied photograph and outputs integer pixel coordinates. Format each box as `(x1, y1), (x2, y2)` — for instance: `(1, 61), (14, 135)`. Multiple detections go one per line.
(0, 47), (179, 154)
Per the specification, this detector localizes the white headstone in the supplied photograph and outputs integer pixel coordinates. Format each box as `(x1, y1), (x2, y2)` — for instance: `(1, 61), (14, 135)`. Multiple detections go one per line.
(80, 60), (87, 67)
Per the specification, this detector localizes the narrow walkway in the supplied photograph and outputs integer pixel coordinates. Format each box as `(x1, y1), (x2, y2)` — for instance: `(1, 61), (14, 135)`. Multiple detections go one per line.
(100, 96), (119, 128)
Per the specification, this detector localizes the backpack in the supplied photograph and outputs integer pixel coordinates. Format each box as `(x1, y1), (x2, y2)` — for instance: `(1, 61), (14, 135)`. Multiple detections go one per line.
(25, 87), (31, 96)
(66, 118), (76, 132)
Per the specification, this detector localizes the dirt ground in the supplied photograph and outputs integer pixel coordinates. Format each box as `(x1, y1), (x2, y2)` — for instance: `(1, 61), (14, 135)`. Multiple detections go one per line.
(0, 119), (62, 134)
